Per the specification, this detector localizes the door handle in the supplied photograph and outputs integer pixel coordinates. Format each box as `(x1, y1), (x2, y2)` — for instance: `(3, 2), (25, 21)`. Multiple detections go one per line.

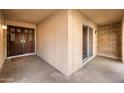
(20, 40), (23, 43)
(20, 40), (26, 43)
(23, 40), (26, 43)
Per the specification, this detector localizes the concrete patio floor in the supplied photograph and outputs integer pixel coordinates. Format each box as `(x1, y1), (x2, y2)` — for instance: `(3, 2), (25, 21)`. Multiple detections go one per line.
(0, 55), (124, 83)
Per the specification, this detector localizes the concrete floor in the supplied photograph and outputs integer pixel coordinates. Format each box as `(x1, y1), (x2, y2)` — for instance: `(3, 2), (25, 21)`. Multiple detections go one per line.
(0, 55), (124, 83)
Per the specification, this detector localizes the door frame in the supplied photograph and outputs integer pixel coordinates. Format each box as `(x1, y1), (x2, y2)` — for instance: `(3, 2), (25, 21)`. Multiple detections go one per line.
(82, 25), (94, 62)
(5, 25), (36, 59)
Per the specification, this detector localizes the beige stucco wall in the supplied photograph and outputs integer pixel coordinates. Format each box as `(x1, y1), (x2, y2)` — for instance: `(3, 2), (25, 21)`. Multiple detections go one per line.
(68, 10), (97, 75)
(36, 9), (97, 76)
(36, 10), (68, 75)
(0, 11), (5, 69)
(5, 19), (36, 28)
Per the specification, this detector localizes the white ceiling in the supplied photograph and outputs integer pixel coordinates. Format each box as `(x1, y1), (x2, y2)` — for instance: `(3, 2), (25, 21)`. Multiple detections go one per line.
(2, 9), (124, 25)
(80, 9), (124, 24)
(2, 9), (57, 24)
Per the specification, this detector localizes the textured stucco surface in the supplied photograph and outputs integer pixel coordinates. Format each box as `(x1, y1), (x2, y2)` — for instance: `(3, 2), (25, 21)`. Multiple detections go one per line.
(36, 10), (68, 75)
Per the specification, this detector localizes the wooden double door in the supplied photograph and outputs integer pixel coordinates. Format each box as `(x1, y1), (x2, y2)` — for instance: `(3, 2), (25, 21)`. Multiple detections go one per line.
(7, 25), (35, 57)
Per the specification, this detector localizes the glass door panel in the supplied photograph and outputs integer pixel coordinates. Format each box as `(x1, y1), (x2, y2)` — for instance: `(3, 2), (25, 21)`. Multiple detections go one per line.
(82, 25), (93, 61)
(83, 26), (88, 60)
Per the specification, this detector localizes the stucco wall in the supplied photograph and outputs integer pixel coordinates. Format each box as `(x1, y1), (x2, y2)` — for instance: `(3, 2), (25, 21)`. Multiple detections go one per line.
(36, 9), (97, 76)
(68, 10), (97, 75)
(0, 11), (5, 69)
(5, 19), (36, 28)
(36, 10), (68, 75)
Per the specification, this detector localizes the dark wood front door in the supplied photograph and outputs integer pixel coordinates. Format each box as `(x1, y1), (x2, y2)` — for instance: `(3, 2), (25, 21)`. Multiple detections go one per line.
(7, 25), (35, 57)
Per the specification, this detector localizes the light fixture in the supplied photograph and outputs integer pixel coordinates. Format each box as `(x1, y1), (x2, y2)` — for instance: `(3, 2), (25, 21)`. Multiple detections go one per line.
(2, 25), (7, 30)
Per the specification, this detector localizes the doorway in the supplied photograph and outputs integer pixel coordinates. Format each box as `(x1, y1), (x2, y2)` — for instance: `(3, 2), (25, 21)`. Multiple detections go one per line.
(7, 25), (35, 57)
(83, 25), (93, 61)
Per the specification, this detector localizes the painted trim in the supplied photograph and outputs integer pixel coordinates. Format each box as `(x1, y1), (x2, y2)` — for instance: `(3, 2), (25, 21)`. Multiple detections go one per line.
(7, 53), (36, 59)
(97, 54), (121, 59)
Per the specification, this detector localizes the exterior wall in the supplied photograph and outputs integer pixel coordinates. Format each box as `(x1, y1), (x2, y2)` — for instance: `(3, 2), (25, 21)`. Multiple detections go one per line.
(0, 11), (5, 69)
(68, 10), (97, 75)
(36, 9), (97, 76)
(5, 19), (36, 57)
(98, 22), (121, 59)
(5, 19), (36, 28)
(36, 10), (68, 75)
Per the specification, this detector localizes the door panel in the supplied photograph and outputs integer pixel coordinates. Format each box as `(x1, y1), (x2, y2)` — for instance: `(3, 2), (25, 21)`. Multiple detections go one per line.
(7, 25), (35, 57)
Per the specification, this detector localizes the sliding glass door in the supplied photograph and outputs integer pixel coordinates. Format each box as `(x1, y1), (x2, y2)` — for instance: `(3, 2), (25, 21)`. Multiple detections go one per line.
(82, 25), (93, 61)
